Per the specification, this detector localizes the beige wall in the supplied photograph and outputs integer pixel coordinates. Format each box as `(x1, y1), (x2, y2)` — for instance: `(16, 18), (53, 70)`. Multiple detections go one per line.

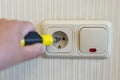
(0, 0), (120, 80)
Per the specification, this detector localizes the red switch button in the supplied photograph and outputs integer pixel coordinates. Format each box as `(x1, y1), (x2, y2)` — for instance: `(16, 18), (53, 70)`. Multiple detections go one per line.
(89, 48), (97, 52)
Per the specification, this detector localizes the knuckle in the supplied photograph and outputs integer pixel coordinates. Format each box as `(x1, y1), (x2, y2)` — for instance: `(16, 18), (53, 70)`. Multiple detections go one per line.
(0, 18), (6, 20)
(8, 20), (20, 25)
(0, 18), (7, 21)
(23, 21), (33, 26)
(9, 20), (20, 28)
(22, 21), (35, 29)
(11, 20), (20, 24)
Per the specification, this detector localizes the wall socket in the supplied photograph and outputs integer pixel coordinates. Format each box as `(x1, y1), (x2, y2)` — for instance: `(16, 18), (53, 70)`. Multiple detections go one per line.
(39, 21), (113, 59)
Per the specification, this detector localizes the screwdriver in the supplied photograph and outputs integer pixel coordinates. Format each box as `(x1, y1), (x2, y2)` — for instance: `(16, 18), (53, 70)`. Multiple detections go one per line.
(20, 31), (60, 46)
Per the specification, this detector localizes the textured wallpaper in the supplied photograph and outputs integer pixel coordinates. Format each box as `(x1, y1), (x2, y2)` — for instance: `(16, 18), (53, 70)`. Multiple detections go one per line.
(0, 0), (120, 80)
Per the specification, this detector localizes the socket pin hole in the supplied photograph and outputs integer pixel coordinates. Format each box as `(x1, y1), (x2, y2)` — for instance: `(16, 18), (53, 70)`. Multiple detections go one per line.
(58, 45), (61, 49)
(52, 31), (68, 49)
(62, 37), (65, 40)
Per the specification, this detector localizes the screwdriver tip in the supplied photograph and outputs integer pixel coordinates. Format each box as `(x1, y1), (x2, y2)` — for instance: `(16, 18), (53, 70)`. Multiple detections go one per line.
(53, 37), (61, 43)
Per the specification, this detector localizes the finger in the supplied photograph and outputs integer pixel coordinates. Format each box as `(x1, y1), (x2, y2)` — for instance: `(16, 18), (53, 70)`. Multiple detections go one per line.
(0, 18), (8, 24)
(22, 43), (45, 60)
(0, 18), (7, 21)
(20, 21), (35, 37)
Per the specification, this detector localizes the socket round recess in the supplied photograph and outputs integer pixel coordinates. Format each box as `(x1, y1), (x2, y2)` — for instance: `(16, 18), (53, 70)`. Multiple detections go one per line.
(52, 31), (68, 49)
(45, 27), (73, 53)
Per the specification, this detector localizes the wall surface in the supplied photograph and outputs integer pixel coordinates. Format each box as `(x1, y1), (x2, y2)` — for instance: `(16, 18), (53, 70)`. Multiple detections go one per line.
(0, 0), (120, 80)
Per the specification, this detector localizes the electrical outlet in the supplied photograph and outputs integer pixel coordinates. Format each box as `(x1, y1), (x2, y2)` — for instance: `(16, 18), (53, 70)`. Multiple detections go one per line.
(39, 21), (113, 59)
(46, 27), (73, 53)
(40, 22), (74, 57)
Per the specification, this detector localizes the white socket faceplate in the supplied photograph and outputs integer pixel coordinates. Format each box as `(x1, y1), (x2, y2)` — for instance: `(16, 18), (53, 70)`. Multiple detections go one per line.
(46, 27), (73, 53)
(40, 21), (113, 59)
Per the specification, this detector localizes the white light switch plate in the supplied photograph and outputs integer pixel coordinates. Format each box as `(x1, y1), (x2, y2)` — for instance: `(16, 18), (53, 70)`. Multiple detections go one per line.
(38, 21), (113, 59)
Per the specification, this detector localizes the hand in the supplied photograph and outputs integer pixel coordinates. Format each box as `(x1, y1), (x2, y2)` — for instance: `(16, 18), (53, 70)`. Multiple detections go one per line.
(0, 19), (45, 70)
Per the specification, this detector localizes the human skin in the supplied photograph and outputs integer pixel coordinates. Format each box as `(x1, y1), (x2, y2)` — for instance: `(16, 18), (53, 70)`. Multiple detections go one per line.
(0, 19), (45, 70)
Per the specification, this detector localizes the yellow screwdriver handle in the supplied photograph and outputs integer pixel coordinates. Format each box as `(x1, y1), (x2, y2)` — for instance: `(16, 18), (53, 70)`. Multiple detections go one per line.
(20, 31), (53, 46)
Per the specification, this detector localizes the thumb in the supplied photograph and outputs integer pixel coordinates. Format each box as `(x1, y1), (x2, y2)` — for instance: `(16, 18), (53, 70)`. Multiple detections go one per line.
(22, 44), (45, 60)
